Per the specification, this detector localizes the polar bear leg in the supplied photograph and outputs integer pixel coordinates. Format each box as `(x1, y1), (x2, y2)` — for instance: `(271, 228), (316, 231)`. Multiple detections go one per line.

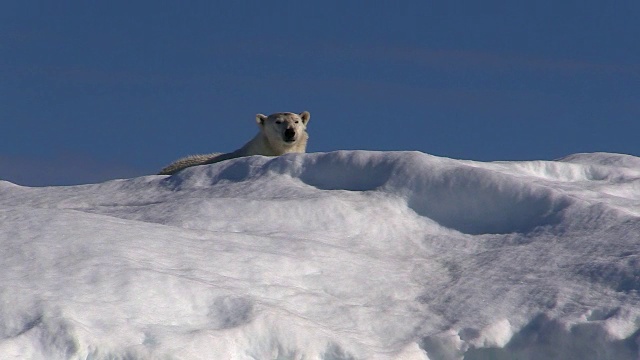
(158, 153), (223, 175)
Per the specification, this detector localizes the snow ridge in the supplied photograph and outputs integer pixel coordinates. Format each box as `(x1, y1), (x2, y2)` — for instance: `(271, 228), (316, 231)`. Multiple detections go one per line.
(0, 151), (639, 359)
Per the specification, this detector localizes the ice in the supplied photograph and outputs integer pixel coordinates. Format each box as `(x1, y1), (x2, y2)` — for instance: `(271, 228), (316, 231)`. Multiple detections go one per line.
(0, 151), (639, 359)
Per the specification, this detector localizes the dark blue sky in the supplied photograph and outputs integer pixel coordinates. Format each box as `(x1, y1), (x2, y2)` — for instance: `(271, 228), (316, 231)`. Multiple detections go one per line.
(2, 2), (639, 186)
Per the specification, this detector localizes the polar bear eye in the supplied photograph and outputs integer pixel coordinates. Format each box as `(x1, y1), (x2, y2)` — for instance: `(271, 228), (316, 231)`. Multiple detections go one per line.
(275, 120), (283, 124)
(295, 120), (299, 124)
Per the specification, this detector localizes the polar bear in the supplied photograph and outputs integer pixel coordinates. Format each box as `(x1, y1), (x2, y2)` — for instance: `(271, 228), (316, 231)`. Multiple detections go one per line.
(158, 111), (311, 175)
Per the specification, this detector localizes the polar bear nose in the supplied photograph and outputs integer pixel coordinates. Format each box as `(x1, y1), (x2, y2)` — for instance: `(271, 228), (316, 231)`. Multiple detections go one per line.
(284, 128), (296, 141)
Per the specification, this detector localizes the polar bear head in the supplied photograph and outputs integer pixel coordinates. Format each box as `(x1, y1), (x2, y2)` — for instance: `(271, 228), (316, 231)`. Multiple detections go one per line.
(255, 111), (311, 149)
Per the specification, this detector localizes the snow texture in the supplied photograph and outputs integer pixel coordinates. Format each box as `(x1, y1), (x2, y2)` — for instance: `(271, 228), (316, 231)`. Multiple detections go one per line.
(0, 150), (639, 360)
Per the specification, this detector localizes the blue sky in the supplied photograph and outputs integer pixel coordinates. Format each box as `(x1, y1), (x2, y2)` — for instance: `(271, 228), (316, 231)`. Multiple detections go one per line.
(2, 2), (639, 186)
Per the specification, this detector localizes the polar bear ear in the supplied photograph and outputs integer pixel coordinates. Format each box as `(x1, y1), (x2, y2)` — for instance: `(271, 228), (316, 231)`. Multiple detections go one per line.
(256, 114), (268, 126)
(299, 111), (310, 125)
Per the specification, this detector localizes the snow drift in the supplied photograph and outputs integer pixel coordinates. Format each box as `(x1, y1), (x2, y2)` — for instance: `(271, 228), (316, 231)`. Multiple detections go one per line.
(0, 151), (639, 359)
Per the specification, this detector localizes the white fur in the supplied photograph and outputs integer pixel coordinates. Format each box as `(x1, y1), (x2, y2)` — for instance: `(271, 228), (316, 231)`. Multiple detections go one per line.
(159, 111), (310, 175)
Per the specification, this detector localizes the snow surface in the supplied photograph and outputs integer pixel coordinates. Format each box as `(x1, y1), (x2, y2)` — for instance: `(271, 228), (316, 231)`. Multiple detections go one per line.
(1, 150), (639, 360)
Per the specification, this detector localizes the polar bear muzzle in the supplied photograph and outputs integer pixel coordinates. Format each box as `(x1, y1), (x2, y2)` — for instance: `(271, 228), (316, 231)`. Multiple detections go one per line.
(284, 128), (296, 142)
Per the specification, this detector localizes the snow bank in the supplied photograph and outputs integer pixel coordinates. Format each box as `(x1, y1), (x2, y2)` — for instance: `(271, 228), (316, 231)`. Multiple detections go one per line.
(0, 151), (639, 359)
